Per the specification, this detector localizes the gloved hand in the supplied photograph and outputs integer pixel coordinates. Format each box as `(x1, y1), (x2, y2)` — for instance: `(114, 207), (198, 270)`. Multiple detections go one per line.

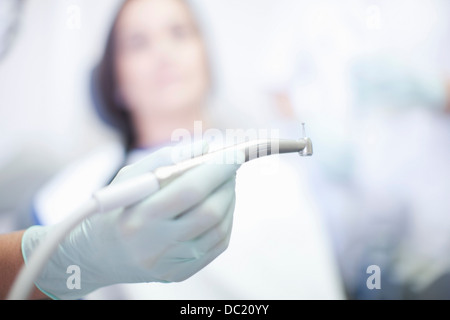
(21, 142), (242, 299)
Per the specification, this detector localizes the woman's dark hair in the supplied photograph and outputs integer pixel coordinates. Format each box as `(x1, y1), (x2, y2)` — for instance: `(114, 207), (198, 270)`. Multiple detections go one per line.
(90, 1), (135, 151)
(90, 0), (211, 151)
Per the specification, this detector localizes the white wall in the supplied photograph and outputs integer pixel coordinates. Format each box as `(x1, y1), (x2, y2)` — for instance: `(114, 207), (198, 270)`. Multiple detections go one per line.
(0, 0), (123, 166)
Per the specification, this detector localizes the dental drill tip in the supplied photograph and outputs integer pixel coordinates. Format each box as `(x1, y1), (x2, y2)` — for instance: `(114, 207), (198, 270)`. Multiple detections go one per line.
(301, 122), (306, 138)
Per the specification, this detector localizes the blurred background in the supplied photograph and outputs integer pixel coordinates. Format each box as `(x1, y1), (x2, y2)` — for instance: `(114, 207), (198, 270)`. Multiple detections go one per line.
(1, 0), (450, 299)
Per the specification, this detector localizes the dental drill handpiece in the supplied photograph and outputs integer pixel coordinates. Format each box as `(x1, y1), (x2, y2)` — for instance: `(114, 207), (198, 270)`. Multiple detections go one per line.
(93, 126), (314, 212)
(7, 126), (313, 300)
(154, 136), (313, 188)
(154, 122), (313, 188)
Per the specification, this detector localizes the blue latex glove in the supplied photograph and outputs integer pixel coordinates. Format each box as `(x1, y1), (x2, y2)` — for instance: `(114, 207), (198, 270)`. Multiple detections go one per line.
(22, 142), (242, 299)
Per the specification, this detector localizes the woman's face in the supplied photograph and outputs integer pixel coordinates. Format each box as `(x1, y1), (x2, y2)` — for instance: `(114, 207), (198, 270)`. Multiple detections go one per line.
(114, 0), (209, 117)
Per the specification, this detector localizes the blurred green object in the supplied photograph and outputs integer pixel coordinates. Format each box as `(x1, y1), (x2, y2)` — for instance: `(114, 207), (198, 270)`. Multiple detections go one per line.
(351, 56), (447, 112)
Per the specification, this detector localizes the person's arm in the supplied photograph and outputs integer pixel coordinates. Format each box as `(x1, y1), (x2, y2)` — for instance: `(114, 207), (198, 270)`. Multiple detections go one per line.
(0, 231), (48, 299)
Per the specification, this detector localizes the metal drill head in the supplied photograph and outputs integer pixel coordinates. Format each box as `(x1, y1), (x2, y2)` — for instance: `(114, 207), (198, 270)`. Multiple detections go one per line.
(299, 137), (313, 156)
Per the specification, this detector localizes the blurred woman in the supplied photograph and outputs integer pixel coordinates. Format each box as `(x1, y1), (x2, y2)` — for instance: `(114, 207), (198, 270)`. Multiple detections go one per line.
(33, 0), (344, 299)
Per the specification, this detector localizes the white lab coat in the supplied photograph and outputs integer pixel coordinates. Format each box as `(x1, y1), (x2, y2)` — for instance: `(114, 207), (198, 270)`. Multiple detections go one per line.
(33, 139), (345, 299)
